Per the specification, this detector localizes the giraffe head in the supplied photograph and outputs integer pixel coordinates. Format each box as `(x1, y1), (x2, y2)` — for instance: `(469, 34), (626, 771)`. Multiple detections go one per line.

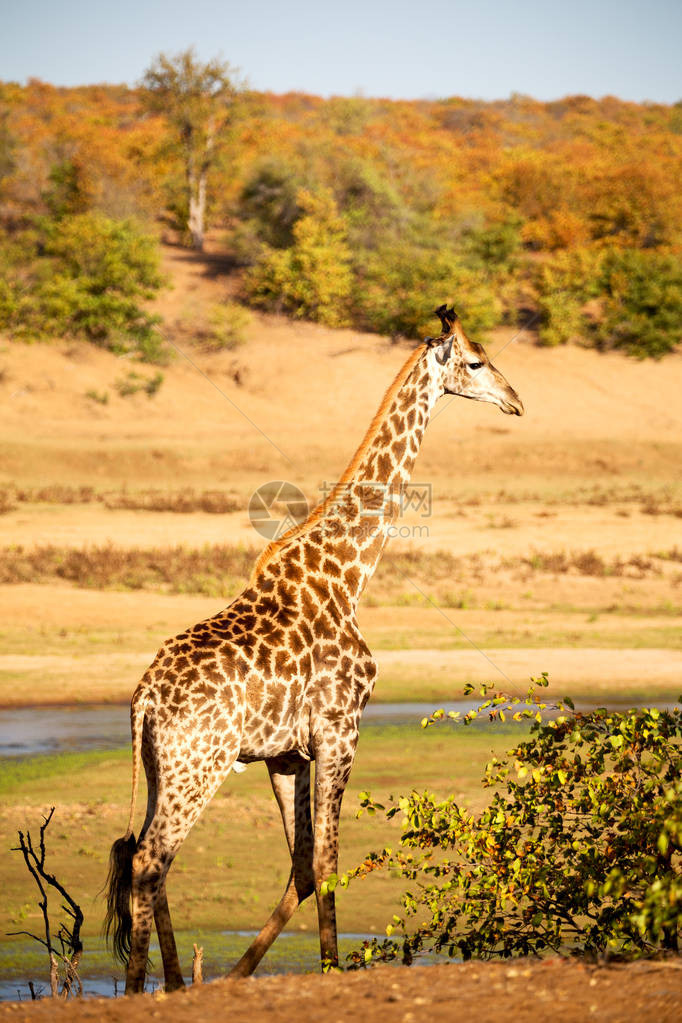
(426, 305), (524, 416)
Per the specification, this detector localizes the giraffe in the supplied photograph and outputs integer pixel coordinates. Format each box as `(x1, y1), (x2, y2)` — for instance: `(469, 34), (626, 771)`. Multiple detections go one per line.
(105, 305), (524, 993)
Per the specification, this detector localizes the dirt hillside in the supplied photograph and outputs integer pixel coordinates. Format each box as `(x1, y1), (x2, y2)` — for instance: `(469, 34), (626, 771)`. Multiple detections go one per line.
(2, 243), (682, 497)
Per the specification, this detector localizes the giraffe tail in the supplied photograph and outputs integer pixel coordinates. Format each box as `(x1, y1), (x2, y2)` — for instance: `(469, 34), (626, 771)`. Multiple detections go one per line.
(104, 687), (148, 966)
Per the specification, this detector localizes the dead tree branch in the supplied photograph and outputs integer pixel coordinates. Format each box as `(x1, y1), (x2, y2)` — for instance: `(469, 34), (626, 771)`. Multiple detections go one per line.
(9, 808), (84, 999)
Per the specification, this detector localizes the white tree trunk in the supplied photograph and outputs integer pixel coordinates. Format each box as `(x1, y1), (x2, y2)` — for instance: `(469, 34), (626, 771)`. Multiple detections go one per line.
(188, 175), (205, 251)
(186, 121), (214, 252)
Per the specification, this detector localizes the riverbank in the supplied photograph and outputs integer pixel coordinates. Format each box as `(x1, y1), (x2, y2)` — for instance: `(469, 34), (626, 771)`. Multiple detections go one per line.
(2, 957), (681, 1022)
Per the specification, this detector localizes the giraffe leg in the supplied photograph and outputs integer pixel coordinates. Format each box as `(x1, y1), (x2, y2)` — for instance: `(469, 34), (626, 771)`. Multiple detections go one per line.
(154, 883), (184, 992)
(126, 745), (241, 993)
(229, 755), (314, 978)
(129, 723), (184, 992)
(126, 833), (168, 994)
(312, 748), (356, 969)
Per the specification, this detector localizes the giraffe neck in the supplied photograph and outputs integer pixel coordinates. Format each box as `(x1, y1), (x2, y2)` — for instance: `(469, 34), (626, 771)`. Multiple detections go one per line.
(279, 346), (442, 603)
(321, 351), (438, 587)
(251, 344), (444, 608)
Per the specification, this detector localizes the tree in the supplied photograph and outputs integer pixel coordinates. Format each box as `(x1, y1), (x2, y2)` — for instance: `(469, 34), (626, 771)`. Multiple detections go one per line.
(245, 188), (353, 327)
(141, 48), (238, 250)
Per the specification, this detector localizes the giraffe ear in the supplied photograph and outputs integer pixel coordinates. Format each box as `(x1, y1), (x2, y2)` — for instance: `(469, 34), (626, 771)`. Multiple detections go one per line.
(434, 337), (453, 365)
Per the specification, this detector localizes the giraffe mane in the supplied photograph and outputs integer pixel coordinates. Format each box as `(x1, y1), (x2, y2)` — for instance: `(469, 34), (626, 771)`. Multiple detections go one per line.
(250, 342), (427, 580)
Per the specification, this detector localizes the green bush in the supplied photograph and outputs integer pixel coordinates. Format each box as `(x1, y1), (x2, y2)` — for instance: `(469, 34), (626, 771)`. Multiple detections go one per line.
(596, 249), (682, 359)
(536, 247), (682, 357)
(244, 188), (352, 327)
(333, 158), (404, 249)
(463, 218), (522, 274)
(200, 301), (251, 350)
(338, 678), (682, 964)
(42, 159), (89, 220)
(238, 157), (306, 251)
(353, 240), (501, 340)
(115, 370), (164, 397)
(0, 213), (166, 361)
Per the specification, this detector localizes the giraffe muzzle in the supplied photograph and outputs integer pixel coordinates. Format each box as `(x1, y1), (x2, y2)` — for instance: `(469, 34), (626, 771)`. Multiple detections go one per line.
(501, 387), (524, 416)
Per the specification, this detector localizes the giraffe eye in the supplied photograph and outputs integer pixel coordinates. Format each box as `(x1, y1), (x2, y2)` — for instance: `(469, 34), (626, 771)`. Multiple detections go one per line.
(468, 361), (483, 371)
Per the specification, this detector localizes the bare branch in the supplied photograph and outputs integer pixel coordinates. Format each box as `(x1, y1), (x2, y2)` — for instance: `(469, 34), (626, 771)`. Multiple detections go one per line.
(10, 811), (83, 998)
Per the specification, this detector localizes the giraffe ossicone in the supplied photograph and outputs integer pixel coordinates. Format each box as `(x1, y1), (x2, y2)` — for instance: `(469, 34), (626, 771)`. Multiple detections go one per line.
(105, 306), (524, 993)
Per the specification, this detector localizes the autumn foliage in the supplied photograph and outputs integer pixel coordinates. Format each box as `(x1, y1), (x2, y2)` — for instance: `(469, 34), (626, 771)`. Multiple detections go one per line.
(1, 78), (681, 356)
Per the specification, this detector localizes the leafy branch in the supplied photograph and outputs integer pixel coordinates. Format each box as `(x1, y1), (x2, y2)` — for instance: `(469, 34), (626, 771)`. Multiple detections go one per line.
(337, 677), (681, 966)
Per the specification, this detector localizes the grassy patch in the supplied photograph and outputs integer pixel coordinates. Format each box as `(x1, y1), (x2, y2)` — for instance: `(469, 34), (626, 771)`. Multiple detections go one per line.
(0, 726), (514, 950)
(516, 550), (662, 578)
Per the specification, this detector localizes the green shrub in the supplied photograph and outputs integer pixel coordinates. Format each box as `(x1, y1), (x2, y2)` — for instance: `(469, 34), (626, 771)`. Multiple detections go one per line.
(245, 188), (352, 327)
(0, 213), (166, 361)
(463, 218), (522, 274)
(115, 370), (164, 398)
(200, 301), (251, 350)
(42, 159), (89, 220)
(595, 249), (682, 358)
(333, 158), (404, 249)
(353, 241), (501, 340)
(339, 678), (682, 964)
(238, 157), (306, 250)
(536, 247), (682, 357)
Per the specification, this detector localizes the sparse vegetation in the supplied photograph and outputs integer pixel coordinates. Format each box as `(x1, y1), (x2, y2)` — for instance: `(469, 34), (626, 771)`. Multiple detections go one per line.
(101, 488), (241, 514)
(0, 484), (242, 512)
(84, 388), (109, 405)
(517, 550), (660, 578)
(0, 543), (677, 598)
(0, 543), (256, 595)
(10, 808), (83, 998)
(0, 490), (17, 514)
(114, 370), (164, 398)
(169, 299), (252, 353)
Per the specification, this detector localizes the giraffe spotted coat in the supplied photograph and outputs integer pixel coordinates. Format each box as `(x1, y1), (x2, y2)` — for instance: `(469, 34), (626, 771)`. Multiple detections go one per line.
(109, 306), (524, 993)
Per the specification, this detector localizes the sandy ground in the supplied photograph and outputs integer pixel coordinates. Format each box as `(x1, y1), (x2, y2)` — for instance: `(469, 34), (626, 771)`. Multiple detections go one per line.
(2, 958), (681, 1023)
(0, 641), (680, 707)
(2, 499), (680, 558)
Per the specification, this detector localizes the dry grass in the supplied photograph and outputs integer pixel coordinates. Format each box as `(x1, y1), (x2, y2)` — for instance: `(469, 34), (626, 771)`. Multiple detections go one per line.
(0, 544), (675, 598)
(102, 489), (241, 514)
(2, 484), (96, 505)
(0, 485), (242, 514)
(437, 483), (679, 507)
(641, 498), (682, 517)
(517, 550), (661, 578)
(0, 544), (257, 595)
(0, 491), (17, 515)
(655, 546), (682, 563)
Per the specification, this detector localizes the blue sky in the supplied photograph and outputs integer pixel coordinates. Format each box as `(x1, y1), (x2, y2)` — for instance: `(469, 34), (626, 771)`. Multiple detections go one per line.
(2, 0), (681, 103)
